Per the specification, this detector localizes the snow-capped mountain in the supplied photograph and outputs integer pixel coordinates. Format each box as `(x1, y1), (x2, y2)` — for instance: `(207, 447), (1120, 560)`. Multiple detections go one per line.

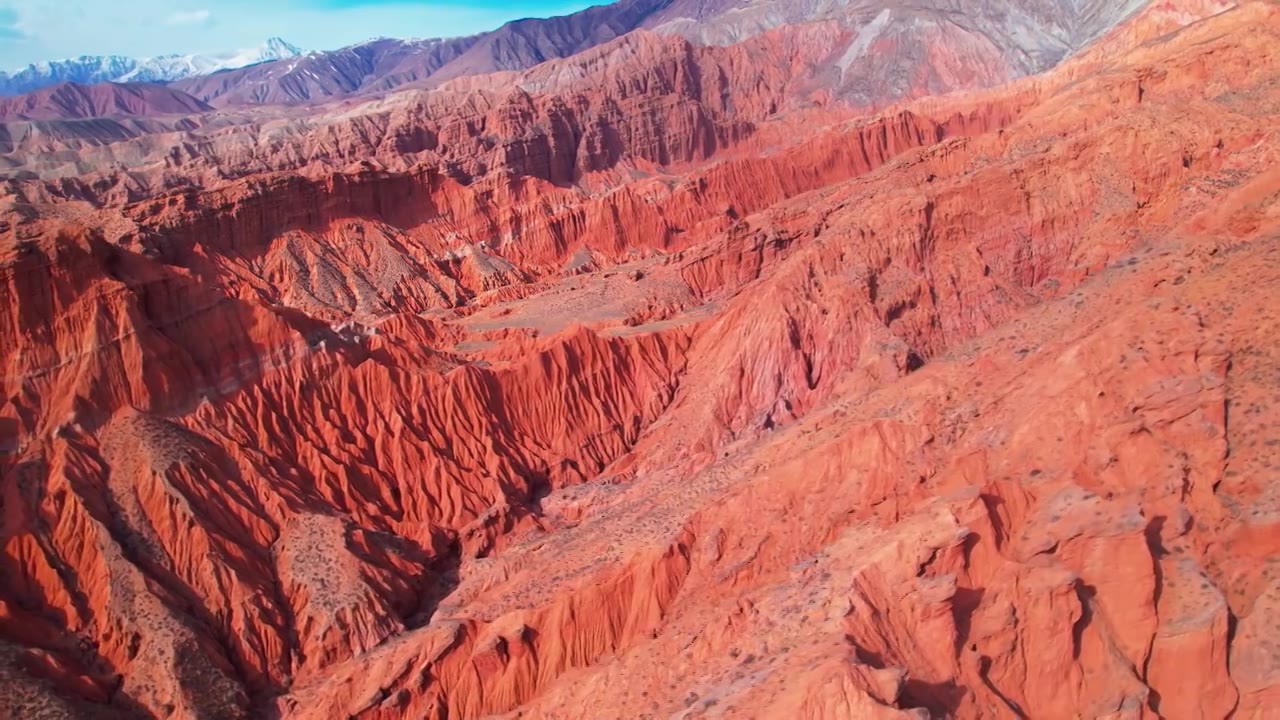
(118, 38), (303, 83)
(0, 55), (139, 95)
(0, 38), (304, 95)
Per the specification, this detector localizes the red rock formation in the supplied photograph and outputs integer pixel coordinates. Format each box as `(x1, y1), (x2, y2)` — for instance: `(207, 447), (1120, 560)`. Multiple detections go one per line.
(1, 1), (1278, 718)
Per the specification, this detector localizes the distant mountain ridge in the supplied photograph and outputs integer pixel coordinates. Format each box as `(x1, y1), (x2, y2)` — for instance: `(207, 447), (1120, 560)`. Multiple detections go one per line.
(0, 38), (304, 95)
(0, 81), (213, 120)
(170, 0), (673, 106)
(0, 0), (1202, 116)
(170, 0), (1161, 108)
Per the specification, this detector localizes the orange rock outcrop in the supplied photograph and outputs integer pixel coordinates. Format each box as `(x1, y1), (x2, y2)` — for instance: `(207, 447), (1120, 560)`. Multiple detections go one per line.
(2, 1), (1278, 718)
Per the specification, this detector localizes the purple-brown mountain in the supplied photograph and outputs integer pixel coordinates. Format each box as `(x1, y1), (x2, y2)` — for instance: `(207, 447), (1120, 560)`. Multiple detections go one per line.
(172, 0), (1155, 108)
(0, 82), (211, 121)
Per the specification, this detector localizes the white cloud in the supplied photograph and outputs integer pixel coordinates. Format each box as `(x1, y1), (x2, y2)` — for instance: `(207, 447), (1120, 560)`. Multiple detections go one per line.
(0, 7), (27, 40)
(166, 9), (212, 26)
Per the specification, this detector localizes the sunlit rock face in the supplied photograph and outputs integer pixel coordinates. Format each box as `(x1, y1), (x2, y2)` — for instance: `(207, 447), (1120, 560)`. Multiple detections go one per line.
(3, 1), (1279, 718)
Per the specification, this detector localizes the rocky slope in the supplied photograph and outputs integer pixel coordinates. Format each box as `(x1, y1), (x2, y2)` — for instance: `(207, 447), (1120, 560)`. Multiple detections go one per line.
(1, 0), (1279, 719)
(641, 0), (1159, 103)
(165, 0), (1161, 108)
(0, 82), (213, 121)
(169, 0), (674, 108)
(0, 0), (1212, 134)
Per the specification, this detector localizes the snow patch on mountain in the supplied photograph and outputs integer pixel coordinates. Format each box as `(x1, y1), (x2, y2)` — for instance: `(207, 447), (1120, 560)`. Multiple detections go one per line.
(0, 38), (304, 95)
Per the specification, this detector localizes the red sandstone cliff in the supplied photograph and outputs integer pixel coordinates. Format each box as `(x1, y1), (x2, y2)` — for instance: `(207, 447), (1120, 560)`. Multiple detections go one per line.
(1, 1), (1278, 719)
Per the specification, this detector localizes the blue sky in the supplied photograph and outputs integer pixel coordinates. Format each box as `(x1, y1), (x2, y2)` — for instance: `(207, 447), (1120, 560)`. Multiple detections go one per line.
(0, 0), (602, 69)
